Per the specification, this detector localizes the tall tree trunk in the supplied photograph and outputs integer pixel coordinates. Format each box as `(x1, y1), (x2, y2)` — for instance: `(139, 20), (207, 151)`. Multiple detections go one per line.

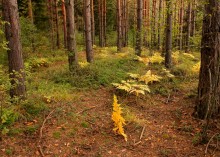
(61, 0), (67, 48)
(65, 0), (78, 71)
(165, 0), (172, 68)
(185, 2), (192, 53)
(179, 0), (184, 50)
(117, 0), (122, 52)
(54, 0), (60, 49)
(91, 0), (95, 45)
(28, 0), (34, 23)
(196, 0), (220, 119)
(157, 0), (162, 50)
(151, 0), (157, 49)
(2, 0), (26, 99)
(103, 0), (106, 46)
(84, 0), (94, 62)
(191, 0), (196, 37)
(48, 0), (55, 49)
(135, 0), (143, 56)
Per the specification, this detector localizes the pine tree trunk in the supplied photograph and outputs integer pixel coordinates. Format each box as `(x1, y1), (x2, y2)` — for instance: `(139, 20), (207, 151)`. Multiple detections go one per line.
(48, 0), (55, 49)
(2, 0), (26, 99)
(135, 0), (143, 56)
(151, 0), (157, 49)
(179, 0), (184, 50)
(61, 0), (67, 48)
(65, 0), (78, 71)
(84, 0), (94, 62)
(54, 0), (60, 49)
(28, 0), (34, 23)
(196, 0), (220, 119)
(185, 2), (191, 53)
(91, 0), (95, 45)
(165, 0), (172, 68)
(158, 0), (162, 50)
(117, 0), (122, 52)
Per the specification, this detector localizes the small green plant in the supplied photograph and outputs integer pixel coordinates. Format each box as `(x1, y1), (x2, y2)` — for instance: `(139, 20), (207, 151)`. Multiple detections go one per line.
(53, 131), (61, 139)
(81, 122), (89, 128)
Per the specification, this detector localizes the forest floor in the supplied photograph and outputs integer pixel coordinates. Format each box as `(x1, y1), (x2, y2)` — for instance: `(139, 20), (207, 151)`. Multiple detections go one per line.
(0, 47), (220, 157)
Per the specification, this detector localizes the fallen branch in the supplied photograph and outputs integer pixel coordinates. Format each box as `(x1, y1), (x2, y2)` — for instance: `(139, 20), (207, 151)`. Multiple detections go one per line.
(139, 126), (146, 140)
(205, 133), (219, 155)
(77, 106), (96, 115)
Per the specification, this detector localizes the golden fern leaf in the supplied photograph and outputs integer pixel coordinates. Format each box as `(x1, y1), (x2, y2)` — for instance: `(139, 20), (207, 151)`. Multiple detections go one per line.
(112, 95), (127, 141)
(139, 70), (162, 84)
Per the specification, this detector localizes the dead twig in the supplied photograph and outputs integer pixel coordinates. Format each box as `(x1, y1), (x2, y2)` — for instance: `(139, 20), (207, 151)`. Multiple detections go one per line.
(39, 109), (56, 139)
(139, 126), (146, 140)
(38, 109), (56, 157)
(205, 133), (219, 155)
(134, 141), (142, 146)
(37, 145), (45, 157)
(165, 94), (171, 104)
(77, 106), (97, 114)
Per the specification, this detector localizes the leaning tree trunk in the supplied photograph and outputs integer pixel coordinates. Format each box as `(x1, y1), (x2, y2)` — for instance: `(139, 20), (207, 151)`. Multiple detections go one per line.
(196, 0), (220, 119)
(84, 0), (94, 62)
(2, 0), (26, 100)
(65, 0), (78, 71)
(135, 0), (143, 56)
(165, 0), (172, 69)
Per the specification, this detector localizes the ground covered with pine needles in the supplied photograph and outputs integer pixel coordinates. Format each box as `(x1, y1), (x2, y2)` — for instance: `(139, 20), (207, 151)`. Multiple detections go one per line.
(0, 47), (220, 157)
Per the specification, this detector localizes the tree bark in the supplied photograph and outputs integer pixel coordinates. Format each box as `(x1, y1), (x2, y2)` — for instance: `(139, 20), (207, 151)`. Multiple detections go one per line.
(151, 0), (157, 49)
(54, 0), (60, 49)
(117, 0), (122, 52)
(61, 0), (67, 48)
(65, 0), (78, 71)
(165, 0), (172, 69)
(91, 0), (95, 45)
(185, 2), (192, 53)
(157, 0), (162, 50)
(2, 0), (26, 99)
(135, 0), (143, 56)
(179, 0), (184, 50)
(28, 0), (34, 24)
(84, 0), (94, 62)
(196, 0), (220, 119)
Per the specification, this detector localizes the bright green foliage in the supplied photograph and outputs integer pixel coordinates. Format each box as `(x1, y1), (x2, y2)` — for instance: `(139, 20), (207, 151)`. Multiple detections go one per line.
(112, 95), (127, 141)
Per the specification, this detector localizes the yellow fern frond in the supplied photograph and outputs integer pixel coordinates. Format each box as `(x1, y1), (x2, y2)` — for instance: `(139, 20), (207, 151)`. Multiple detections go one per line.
(79, 62), (89, 68)
(148, 53), (164, 64)
(191, 62), (200, 73)
(112, 95), (127, 141)
(139, 70), (162, 84)
(183, 53), (195, 59)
